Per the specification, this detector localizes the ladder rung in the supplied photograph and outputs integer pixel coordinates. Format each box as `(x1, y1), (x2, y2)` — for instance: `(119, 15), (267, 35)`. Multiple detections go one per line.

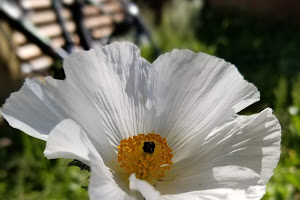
(83, 5), (101, 16)
(50, 37), (66, 48)
(38, 21), (76, 38)
(17, 44), (42, 60)
(91, 26), (114, 39)
(21, 0), (51, 10)
(102, 1), (123, 13)
(29, 10), (56, 24)
(83, 1), (122, 16)
(29, 56), (53, 71)
(72, 34), (80, 44)
(62, 0), (75, 5)
(85, 15), (113, 28)
(13, 32), (27, 45)
(112, 12), (125, 23)
(29, 9), (72, 25)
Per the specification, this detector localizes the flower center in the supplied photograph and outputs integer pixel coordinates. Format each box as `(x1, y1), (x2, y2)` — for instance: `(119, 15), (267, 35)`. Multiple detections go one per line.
(143, 142), (155, 153)
(117, 133), (173, 181)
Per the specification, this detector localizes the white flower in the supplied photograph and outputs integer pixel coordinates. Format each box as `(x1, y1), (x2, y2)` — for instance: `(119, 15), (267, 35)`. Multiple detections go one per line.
(2, 42), (281, 200)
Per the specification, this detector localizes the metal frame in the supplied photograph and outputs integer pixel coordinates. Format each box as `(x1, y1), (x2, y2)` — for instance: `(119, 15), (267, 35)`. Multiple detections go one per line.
(0, 0), (68, 60)
(0, 0), (159, 65)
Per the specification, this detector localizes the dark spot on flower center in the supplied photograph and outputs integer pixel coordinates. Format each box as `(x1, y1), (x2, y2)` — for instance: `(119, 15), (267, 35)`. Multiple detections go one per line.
(143, 142), (155, 153)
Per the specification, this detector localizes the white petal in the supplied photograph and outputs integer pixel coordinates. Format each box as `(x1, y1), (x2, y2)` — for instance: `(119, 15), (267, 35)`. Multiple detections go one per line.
(44, 119), (131, 200)
(2, 78), (62, 140)
(129, 174), (160, 200)
(37, 77), (115, 166)
(63, 42), (154, 147)
(3, 77), (115, 166)
(90, 156), (132, 200)
(158, 108), (280, 200)
(150, 50), (260, 152)
(44, 119), (93, 163)
(162, 189), (248, 200)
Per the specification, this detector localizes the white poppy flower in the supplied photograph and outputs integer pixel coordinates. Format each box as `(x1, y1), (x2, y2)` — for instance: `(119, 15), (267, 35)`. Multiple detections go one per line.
(2, 42), (281, 200)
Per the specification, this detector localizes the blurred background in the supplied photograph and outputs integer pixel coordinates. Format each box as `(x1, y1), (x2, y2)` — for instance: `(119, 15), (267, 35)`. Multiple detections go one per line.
(0, 0), (300, 199)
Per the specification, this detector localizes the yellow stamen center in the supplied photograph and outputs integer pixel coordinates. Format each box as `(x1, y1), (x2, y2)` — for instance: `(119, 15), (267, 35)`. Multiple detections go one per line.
(117, 133), (173, 181)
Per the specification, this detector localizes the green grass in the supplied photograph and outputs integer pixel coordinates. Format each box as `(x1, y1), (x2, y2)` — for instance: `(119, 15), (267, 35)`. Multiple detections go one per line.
(0, 130), (89, 199)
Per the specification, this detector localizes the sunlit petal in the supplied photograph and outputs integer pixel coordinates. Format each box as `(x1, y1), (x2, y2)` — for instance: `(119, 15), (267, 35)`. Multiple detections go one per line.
(44, 119), (131, 200)
(150, 50), (260, 153)
(157, 108), (280, 199)
(129, 174), (160, 200)
(63, 42), (155, 147)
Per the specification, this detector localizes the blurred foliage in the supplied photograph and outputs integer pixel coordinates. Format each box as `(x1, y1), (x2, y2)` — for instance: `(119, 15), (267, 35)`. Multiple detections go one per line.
(195, 8), (300, 111)
(264, 75), (300, 200)
(0, 127), (89, 199)
(1, 1), (300, 199)
(153, 0), (215, 56)
(192, 7), (300, 200)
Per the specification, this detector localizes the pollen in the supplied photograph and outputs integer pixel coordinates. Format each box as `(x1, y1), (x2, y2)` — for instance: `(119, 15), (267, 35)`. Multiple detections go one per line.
(117, 133), (173, 181)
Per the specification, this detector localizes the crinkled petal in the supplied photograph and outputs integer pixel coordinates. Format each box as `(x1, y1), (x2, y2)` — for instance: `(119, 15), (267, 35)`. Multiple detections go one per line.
(63, 42), (154, 148)
(37, 77), (115, 165)
(2, 78), (62, 140)
(150, 50), (260, 153)
(44, 119), (93, 164)
(3, 77), (115, 165)
(44, 119), (131, 200)
(157, 108), (280, 200)
(129, 174), (160, 200)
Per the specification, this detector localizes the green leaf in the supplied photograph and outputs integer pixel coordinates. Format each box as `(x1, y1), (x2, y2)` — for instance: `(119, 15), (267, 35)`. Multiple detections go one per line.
(68, 160), (90, 172)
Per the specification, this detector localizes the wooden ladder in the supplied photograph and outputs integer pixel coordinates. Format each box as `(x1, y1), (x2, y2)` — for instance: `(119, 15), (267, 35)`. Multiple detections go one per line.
(2, 0), (128, 76)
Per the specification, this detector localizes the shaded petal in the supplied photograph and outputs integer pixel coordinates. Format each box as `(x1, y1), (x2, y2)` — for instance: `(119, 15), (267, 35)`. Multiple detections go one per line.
(44, 119), (93, 164)
(63, 42), (154, 148)
(162, 189), (249, 200)
(44, 119), (131, 200)
(3, 77), (115, 165)
(157, 108), (280, 200)
(37, 77), (115, 165)
(2, 78), (63, 140)
(150, 50), (260, 153)
(129, 174), (160, 200)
